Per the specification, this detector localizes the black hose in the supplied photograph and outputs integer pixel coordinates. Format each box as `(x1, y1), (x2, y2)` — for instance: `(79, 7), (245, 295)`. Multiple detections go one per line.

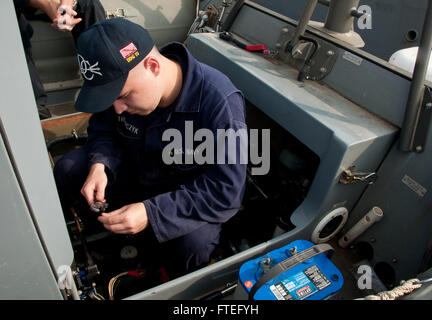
(297, 35), (319, 82)
(201, 283), (238, 300)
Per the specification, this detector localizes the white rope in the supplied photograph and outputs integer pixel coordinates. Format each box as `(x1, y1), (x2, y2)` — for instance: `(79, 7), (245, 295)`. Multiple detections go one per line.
(364, 278), (422, 300)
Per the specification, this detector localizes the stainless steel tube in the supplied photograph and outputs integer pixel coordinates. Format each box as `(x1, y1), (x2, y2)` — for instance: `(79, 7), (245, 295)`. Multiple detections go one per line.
(400, 0), (432, 151)
(288, 0), (319, 49)
(324, 0), (360, 33)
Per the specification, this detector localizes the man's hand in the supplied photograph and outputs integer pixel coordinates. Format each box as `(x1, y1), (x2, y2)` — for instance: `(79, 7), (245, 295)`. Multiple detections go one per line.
(51, 1), (82, 32)
(81, 163), (108, 206)
(98, 202), (149, 234)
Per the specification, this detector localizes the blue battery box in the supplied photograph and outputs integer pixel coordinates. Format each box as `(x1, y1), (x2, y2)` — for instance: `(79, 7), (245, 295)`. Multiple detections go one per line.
(237, 240), (343, 300)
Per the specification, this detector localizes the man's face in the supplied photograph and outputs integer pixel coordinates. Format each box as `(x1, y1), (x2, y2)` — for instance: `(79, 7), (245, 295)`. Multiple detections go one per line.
(112, 61), (161, 116)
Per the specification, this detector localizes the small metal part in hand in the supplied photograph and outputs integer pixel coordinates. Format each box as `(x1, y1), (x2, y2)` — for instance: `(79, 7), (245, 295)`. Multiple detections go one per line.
(90, 201), (109, 214)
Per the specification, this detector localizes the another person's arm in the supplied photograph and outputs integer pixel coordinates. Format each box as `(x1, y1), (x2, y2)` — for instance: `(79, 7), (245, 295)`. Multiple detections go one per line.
(52, 0), (82, 31)
(27, 0), (60, 20)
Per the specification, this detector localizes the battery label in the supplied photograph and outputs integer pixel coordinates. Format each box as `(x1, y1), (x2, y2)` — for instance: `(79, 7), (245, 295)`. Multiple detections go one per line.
(269, 265), (330, 300)
(304, 265), (331, 291)
(269, 283), (294, 300)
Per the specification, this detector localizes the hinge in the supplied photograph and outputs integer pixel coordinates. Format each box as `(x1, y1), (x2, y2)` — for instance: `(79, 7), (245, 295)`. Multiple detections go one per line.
(411, 86), (432, 153)
(105, 8), (136, 19)
(57, 265), (80, 300)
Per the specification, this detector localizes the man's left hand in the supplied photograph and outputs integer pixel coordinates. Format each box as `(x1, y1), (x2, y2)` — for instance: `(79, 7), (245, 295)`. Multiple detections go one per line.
(98, 202), (149, 234)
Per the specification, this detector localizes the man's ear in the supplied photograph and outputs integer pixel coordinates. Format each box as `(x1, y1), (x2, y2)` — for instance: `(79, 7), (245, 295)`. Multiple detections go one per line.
(143, 56), (160, 76)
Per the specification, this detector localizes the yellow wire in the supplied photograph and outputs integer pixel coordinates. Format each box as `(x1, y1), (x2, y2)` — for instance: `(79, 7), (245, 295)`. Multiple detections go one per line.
(108, 272), (128, 300)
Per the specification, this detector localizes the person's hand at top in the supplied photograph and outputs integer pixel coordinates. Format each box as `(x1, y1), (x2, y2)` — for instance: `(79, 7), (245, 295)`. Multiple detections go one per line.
(51, 0), (82, 32)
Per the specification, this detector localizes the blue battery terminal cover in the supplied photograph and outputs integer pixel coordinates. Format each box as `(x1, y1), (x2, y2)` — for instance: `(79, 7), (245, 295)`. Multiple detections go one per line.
(239, 240), (344, 300)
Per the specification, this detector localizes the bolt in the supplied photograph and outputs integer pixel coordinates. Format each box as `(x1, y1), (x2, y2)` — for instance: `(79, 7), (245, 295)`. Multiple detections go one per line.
(416, 145), (423, 153)
(320, 67), (327, 73)
(282, 27), (289, 33)
(426, 102), (432, 110)
(327, 50), (335, 56)
(392, 258), (398, 263)
(331, 274), (339, 281)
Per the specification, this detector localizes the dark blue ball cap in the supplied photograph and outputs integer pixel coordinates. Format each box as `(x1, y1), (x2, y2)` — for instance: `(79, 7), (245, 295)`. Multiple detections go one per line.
(75, 18), (154, 113)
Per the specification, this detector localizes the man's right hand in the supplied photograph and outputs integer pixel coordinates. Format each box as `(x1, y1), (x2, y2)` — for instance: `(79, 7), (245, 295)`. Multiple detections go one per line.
(81, 163), (108, 206)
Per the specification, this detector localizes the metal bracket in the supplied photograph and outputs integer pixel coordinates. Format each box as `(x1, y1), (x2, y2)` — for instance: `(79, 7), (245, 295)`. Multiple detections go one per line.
(276, 25), (339, 81)
(340, 166), (377, 185)
(57, 265), (80, 300)
(412, 86), (432, 153)
(105, 8), (136, 19)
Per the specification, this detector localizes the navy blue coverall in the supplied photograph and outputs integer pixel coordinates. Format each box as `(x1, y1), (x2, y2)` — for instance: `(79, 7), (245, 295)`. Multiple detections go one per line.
(54, 42), (247, 272)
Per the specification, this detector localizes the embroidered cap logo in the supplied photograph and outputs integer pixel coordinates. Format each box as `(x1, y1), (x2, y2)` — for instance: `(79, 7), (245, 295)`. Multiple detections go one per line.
(78, 54), (103, 80)
(120, 42), (140, 63)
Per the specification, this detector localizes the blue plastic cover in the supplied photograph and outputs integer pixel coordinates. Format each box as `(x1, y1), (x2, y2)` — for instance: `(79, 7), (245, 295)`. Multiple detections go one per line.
(238, 240), (344, 300)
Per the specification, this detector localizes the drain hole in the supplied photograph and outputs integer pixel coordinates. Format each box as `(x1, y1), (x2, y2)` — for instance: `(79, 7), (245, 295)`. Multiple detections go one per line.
(351, 241), (374, 262)
(406, 29), (418, 42)
(374, 262), (396, 288)
(319, 215), (344, 239)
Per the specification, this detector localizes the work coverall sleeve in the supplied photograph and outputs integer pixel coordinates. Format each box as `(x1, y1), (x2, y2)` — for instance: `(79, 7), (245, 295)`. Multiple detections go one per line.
(86, 108), (123, 178)
(144, 93), (248, 243)
(13, 0), (30, 9)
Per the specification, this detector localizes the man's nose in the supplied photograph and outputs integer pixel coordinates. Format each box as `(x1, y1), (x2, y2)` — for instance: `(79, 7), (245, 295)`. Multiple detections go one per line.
(113, 100), (127, 114)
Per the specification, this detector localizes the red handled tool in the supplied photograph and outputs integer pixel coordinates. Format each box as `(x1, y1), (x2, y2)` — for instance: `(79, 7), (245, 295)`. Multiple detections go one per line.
(219, 31), (273, 55)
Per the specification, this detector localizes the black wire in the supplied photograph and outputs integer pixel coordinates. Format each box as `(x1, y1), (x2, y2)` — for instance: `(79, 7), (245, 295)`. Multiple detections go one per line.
(297, 35), (319, 82)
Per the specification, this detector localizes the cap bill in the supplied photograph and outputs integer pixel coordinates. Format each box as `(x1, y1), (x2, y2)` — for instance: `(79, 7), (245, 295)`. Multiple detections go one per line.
(74, 73), (128, 113)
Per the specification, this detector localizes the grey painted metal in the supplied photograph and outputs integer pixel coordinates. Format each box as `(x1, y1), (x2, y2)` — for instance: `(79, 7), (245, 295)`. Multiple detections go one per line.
(342, 132), (432, 282)
(230, 4), (414, 128)
(399, 0), (432, 151)
(324, 50), (411, 128)
(318, 0), (330, 7)
(185, 32), (397, 230)
(412, 88), (432, 151)
(0, 134), (63, 299)
(1, 0), (74, 279)
(252, 0), (428, 61)
(100, 0), (196, 45)
(277, 25), (339, 80)
(324, 0), (360, 34)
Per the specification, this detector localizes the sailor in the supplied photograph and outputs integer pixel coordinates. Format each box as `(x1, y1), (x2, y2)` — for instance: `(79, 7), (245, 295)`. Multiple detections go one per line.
(13, 0), (105, 119)
(54, 18), (247, 275)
